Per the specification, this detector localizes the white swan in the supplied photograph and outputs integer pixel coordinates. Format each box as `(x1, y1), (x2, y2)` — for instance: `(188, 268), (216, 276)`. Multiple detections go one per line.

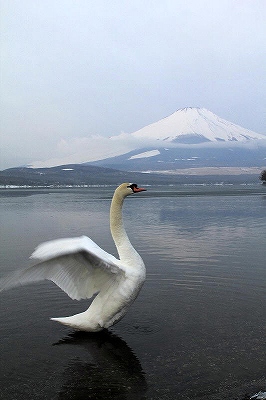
(0, 183), (146, 332)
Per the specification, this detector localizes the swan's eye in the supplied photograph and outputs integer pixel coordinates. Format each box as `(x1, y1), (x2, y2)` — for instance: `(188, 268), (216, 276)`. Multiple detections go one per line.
(127, 183), (146, 193)
(127, 183), (138, 192)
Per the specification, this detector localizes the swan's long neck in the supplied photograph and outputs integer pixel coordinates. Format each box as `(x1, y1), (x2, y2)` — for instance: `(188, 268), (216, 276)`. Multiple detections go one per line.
(110, 190), (140, 264)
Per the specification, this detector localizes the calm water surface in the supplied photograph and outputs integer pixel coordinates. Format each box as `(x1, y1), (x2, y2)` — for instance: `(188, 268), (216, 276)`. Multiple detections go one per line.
(0, 184), (265, 399)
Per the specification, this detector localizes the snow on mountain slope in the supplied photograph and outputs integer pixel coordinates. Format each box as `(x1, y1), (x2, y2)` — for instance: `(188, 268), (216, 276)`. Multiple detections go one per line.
(128, 150), (160, 160)
(128, 107), (265, 143)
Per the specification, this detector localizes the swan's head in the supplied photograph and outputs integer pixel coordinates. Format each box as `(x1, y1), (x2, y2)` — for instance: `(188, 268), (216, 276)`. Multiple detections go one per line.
(116, 183), (146, 198)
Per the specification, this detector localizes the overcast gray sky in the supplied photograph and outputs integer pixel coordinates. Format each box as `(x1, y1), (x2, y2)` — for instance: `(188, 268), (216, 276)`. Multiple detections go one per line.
(1, 0), (265, 169)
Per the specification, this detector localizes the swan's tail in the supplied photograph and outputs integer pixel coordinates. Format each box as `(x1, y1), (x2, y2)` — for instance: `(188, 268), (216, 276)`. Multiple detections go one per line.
(50, 314), (103, 332)
(51, 316), (71, 325)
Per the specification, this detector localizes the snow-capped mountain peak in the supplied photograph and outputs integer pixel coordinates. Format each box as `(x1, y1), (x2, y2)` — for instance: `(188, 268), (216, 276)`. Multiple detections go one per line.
(130, 107), (265, 144)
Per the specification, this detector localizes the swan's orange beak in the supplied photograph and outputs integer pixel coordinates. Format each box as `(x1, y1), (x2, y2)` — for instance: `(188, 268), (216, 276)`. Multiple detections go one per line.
(133, 186), (146, 193)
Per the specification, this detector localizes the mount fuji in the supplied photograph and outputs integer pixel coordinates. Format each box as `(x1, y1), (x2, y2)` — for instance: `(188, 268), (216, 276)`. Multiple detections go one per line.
(89, 107), (266, 172)
(125, 107), (265, 143)
(28, 107), (265, 172)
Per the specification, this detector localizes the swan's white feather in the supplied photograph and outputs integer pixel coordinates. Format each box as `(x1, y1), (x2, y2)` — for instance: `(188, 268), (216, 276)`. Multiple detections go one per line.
(0, 236), (125, 300)
(31, 235), (119, 267)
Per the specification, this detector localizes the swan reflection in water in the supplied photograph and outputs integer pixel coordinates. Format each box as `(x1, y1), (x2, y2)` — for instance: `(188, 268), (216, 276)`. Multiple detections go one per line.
(54, 330), (147, 399)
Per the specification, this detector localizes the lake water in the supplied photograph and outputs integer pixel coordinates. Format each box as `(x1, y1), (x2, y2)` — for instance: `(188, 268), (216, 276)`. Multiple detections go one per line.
(0, 184), (265, 399)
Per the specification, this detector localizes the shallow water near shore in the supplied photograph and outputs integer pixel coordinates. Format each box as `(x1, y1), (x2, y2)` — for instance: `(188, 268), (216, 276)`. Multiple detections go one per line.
(0, 184), (265, 399)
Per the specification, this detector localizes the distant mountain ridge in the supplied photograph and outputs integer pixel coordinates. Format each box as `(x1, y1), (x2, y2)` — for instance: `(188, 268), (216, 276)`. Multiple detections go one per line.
(0, 165), (148, 186)
(0, 164), (263, 187)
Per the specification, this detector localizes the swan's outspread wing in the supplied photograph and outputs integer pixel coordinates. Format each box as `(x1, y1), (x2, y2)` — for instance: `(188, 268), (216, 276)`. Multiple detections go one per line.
(0, 236), (124, 300)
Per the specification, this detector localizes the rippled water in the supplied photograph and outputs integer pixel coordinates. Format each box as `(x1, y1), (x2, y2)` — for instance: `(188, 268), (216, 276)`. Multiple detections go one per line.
(0, 184), (265, 399)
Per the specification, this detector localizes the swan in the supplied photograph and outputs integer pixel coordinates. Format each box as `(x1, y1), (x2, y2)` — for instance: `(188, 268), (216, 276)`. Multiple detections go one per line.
(0, 183), (146, 332)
